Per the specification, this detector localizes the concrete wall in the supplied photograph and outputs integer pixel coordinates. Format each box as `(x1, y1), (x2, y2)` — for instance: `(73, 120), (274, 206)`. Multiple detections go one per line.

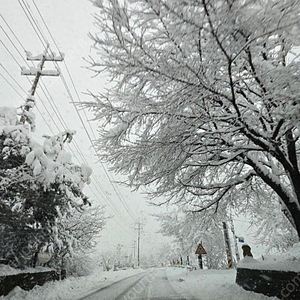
(236, 267), (300, 299)
(0, 270), (60, 296)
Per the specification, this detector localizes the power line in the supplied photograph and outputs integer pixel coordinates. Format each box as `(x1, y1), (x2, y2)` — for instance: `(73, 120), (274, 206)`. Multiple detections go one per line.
(34, 100), (56, 134)
(3, 0), (134, 230)
(60, 61), (136, 221)
(44, 68), (132, 222)
(35, 90), (132, 225)
(27, 0), (136, 222)
(31, 0), (60, 52)
(38, 74), (131, 222)
(0, 39), (22, 68)
(23, 0), (48, 44)
(36, 77), (132, 224)
(38, 69), (131, 223)
(17, 0), (47, 48)
(0, 63), (27, 94)
(0, 13), (27, 52)
(63, 64), (136, 221)
(0, 72), (24, 99)
(0, 25), (29, 66)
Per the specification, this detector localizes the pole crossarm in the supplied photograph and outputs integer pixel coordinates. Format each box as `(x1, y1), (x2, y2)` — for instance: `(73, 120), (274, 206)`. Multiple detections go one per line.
(21, 67), (60, 76)
(20, 44), (64, 131)
(25, 51), (65, 62)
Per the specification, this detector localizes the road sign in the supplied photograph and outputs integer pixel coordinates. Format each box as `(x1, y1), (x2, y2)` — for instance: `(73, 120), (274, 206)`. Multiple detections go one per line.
(195, 243), (207, 255)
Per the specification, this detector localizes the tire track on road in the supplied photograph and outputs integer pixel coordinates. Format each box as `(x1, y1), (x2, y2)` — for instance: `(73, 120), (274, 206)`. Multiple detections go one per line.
(76, 271), (148, 300)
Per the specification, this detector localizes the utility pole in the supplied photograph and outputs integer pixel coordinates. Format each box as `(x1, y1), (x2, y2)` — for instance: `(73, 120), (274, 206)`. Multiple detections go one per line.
(132, 240), (136, 259)
(135, 221), (143, 267)
(137, 222), (141, 267)
(20, 44), (64, 130)
(230, 219), (240, 266)
(222, 222), (233, 269)
(20, 44), (64, 269)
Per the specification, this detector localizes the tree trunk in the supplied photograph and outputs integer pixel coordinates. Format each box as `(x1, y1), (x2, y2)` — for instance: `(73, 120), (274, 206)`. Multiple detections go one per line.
(285, 201), (300, 240)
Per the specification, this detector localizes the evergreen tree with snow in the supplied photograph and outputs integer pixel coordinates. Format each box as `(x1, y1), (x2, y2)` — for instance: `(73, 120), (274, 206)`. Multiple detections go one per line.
(0, 106), (100, 269)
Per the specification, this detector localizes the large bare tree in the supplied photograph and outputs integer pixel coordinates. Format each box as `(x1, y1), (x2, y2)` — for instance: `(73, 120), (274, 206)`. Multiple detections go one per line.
(86, 0), (300, 238)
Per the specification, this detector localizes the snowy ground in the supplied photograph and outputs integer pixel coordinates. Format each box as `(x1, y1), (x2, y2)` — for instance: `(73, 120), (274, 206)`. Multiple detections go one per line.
(166, 267), (277, 300)
(3, 241), (300, 299)
(1, 268), (145, 300)
(1, 266), (278, 300)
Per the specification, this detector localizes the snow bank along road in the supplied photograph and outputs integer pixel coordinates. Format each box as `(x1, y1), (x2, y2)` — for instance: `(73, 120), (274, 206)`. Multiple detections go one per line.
(77, 268), (190, 300)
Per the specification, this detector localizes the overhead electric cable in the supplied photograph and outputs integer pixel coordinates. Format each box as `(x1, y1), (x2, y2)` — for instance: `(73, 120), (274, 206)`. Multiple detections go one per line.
(0, 13), (27, 52)
(31, 0), (61, 52)
(61, 68), (136, 221)
(38, 77), (131, 224)
(28, 0), (136, 222)
(0, 25), (29, 65)
(0, 40), (22, 68)
(17, 0), (47, 48)
(12, 0), (134, 229)
(23, 0), (48, 44)
(55, 71), (133, 224)
(0, 63), (27, 94)
(0, 73), (24, 99)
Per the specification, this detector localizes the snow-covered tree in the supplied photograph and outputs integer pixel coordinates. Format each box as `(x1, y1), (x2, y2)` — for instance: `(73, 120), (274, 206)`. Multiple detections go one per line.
(101, 243), (132, 271)
(0, 106), (100, 268)
(157, 209), (227, 269)
(50, 205), (107, 271)
(86, 0), (300, 239)
(242, 188), (299, 253)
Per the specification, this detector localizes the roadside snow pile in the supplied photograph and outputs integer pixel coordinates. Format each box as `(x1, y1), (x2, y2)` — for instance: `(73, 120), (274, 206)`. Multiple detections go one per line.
(0, 268), (145, 300)
(238, 242), (300, 272)
(166, 267), (277, 300)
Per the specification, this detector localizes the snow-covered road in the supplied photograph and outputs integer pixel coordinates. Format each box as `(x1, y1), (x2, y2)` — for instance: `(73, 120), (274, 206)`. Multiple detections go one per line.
(78, 269), (188, 300)
(1, 267), (278, 299)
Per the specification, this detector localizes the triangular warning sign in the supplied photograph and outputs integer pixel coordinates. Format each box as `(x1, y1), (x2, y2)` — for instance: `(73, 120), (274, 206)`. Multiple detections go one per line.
(195, 243), (207, 255)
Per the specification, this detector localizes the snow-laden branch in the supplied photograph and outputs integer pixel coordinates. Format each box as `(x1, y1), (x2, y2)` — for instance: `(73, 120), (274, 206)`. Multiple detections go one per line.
(86, 0), (300, 238)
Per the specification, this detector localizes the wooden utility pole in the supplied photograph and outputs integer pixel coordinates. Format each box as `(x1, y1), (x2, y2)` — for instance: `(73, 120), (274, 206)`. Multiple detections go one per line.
(135, 221), (143, 267)
(20, 44), (64, 130)
(137, 222), (141, 267)
(132, 240), (136, 259)
(20, 44), (64, 268)
(222, 222), (233, 269)
(230, 219), (240, 266)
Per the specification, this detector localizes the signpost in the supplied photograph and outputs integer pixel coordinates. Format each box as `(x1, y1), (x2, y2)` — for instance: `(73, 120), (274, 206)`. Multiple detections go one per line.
(238, 237), (245, 243)
(195, 243), (207, 269)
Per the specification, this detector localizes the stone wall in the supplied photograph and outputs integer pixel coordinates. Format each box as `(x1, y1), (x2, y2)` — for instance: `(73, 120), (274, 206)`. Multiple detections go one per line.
(236, 267), (300, 299)
(0, 270), (60, 296)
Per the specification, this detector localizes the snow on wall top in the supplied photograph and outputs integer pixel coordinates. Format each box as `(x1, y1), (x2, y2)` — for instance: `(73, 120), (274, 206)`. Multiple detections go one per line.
(238, 242), (300, 272)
